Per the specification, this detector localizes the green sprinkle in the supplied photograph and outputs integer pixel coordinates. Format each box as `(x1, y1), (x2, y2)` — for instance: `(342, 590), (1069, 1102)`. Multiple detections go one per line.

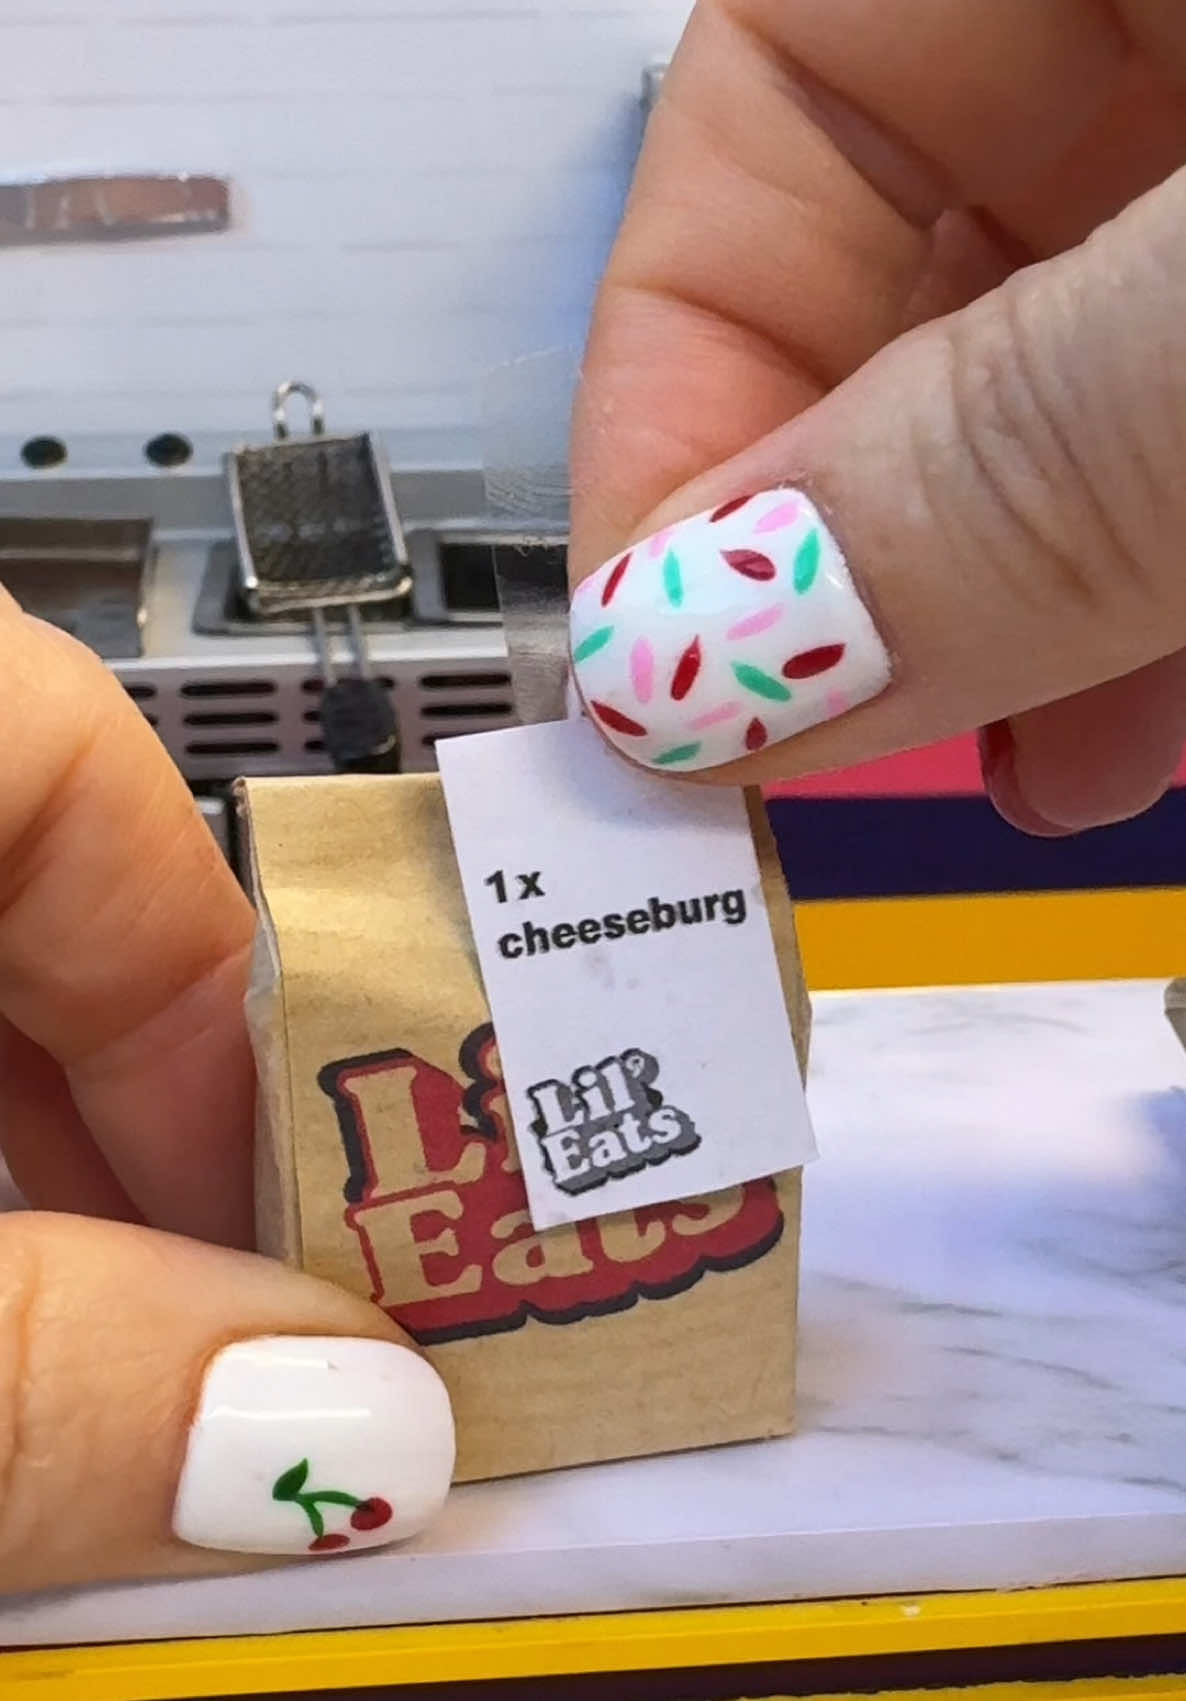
(653, 742), (702, 765)
(732, 662), (791, 702)
(793, 529), (820, 593)
(572, 624), (614, 663)
(662, 548), (684, 607)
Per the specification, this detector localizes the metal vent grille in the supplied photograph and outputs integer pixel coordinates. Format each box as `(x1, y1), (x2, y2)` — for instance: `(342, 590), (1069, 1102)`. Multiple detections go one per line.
(117, 659), (515, 780)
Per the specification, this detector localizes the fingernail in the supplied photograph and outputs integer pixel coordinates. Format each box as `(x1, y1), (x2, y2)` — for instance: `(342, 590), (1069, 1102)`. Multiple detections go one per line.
(570, 489), (891, 771)
(173, 1337), (455, 1556)
(977, 722), (1074, 838)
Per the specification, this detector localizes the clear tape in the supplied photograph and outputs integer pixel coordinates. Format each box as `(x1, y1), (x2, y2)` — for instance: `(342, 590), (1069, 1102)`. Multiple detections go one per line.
(480, 347), (577, 535)
(480, 350), (581, 726)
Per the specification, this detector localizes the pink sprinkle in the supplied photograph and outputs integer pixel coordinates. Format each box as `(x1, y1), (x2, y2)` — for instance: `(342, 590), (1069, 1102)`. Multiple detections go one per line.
(647, 525), (675, 558)
(630, 637), (655, 703)
(725, 603), (784, 641)
(755, 499), (800, 534)
(688, 700), (742, 731)
(825, 690), (850, 718)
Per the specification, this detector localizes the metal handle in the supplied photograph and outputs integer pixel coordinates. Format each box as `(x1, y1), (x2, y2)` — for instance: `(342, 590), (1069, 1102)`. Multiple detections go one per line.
(271, 380), (326, 441)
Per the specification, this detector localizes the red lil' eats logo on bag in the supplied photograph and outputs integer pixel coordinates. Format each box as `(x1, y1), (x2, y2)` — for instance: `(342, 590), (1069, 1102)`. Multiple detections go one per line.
(317, 1024), (784, 1343)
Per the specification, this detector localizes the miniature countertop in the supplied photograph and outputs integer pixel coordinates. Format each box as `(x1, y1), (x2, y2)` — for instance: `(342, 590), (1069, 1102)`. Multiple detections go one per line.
(4, 977), (1185, 1645)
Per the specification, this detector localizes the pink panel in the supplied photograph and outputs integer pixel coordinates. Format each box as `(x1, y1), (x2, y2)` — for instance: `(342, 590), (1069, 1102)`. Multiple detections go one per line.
(765, 735), (1186, 800)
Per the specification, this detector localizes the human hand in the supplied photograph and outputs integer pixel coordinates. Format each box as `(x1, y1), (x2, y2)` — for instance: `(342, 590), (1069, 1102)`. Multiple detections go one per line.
(0, 595), (453, 1592)
(569, 0), (1186, 834)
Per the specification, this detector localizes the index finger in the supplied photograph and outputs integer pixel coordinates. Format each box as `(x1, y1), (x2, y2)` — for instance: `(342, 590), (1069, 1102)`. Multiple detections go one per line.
(568, 0), (1132, 575)
(0, 594), (256, 1247)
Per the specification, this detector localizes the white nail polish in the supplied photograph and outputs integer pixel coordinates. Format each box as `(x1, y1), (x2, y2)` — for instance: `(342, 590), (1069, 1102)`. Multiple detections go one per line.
(173, 1337), (455, 1556)
(570, 489), (891, 772)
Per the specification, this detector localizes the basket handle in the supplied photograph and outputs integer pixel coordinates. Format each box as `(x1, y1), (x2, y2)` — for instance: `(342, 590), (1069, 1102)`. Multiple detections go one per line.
(271, 380), (326, 440)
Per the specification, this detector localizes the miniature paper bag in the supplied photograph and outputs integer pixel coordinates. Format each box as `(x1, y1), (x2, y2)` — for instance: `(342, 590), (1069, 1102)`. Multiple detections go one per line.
(240, 773), (809, 1482)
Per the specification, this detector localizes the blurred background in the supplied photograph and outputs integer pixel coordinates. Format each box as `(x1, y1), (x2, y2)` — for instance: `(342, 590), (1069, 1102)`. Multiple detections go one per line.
(0, 0), (1180, 912)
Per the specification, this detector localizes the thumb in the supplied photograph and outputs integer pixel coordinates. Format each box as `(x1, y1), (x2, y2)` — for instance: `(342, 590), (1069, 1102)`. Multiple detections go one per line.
(568, 166), (1186, 787)
(0, 1213), (453, 1592)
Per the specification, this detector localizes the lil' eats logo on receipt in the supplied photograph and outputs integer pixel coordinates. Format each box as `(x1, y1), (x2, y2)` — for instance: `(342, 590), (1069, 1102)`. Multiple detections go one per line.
(528, 1048), (699, 1198)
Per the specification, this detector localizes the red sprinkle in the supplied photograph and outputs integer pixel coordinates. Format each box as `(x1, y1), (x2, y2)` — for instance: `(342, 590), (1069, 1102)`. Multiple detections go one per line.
(670, 636), (702, 701)
(782, 643), (845, 679)
(601, 552), (631, 606)
(309, 1533), (351, 1553)
(723, 548), (776, 581)
(709, 494), (753, 523)
(744, 717), (768, 752)
(591, 700), (648, 737)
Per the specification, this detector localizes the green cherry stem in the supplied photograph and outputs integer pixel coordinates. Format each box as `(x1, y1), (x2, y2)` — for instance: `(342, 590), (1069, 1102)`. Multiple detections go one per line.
(273, 1460), (369, 1540)
(293, 1490), (361, 1538)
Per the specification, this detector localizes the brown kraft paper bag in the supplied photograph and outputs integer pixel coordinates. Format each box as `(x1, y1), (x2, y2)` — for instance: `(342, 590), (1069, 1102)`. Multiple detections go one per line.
(239, 772), (810, 1482)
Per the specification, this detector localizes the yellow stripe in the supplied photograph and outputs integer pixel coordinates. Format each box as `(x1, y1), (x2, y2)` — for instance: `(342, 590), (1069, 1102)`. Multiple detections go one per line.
(779, 1683), (1186, 1701)
(796, 888), (1186, 989)
(5, 1578), (1186, 1701)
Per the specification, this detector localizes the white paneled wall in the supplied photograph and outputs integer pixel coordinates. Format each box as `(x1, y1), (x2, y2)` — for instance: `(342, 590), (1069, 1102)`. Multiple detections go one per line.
(0, 0), (691, 466)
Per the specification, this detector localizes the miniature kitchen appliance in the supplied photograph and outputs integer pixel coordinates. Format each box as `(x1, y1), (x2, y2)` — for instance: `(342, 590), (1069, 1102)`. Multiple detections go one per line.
(0, 455), (564, 859)
(226, 382), (411, 772)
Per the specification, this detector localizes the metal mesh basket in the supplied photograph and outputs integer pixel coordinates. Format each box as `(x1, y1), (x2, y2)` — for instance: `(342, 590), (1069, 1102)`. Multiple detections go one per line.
(227, 382), (409, 616)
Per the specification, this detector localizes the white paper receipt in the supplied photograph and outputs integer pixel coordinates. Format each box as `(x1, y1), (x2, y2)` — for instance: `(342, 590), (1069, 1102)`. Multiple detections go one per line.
(436, 717), (816, 1230)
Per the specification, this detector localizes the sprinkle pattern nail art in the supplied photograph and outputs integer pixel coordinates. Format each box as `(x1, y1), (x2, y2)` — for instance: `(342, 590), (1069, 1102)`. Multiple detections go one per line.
(732, 661), (790, 702)
(654, 741), (702, 765)
(755, 499), (799, 533)
(630, 637), (655, 703)
(670, 637), (702, 700)
(601, 551), (631, 606)
(591, 700), (647, 737)
(689, 700), (742, 731)
(572, 625), (614, 664)
(569, 488), (890, 772)
(783, 642), (845, 678)
(723, 548), (777, 582)
(725, 604), (783, 641)
(662, 549), (683, 607)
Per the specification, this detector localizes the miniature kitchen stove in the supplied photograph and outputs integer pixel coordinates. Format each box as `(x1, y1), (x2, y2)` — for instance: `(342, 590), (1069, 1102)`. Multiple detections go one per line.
(0, 462), (562, 856)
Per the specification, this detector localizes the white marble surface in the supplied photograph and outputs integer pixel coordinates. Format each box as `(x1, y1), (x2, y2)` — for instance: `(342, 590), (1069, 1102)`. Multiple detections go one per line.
(5, 978), (1186, 1644)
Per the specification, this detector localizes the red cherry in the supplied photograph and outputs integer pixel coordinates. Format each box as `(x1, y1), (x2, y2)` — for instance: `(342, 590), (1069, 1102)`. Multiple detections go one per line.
(350, 1496), (393, 1531)
(309, 1532), (351, 1552)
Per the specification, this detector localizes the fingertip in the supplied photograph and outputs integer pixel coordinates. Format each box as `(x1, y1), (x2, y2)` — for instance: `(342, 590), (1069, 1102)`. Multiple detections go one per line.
(0, 1215), (450, 1591)
(978, 721), (1076, 838)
